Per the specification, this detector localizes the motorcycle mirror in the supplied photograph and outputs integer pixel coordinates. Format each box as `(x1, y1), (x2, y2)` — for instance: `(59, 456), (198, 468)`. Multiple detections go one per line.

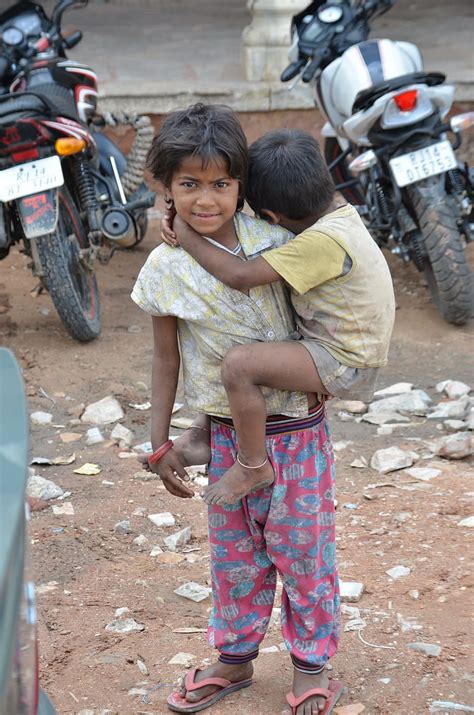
(63, 30), (82, 49)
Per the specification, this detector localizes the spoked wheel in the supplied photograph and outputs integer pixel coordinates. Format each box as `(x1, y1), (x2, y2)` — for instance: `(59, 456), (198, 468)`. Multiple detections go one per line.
(35, 186), (101, 341)
(324, 137), (365, 205)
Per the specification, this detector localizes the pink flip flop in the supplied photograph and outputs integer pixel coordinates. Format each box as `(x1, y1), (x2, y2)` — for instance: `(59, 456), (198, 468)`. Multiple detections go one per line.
(167, 667), (253, 713)
(286, 679), (346, 715)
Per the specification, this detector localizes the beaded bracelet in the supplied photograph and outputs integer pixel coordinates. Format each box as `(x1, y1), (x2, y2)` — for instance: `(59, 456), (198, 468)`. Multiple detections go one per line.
(148, 439), (173, 465)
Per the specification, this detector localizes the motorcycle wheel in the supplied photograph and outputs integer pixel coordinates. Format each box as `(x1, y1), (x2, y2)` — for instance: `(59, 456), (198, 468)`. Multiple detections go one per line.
(409, 179), (472, 326)
(324, 137), (365, 205)
(35, 187), (101, 341)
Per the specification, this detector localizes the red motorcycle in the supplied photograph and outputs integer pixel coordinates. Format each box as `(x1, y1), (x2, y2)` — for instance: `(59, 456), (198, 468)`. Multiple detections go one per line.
(0, 0), (155, 341)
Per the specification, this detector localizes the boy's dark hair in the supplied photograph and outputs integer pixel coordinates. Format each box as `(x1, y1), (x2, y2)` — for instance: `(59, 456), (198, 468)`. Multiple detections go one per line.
(147, 103), (248, 209)
(247, 129), (335, 220)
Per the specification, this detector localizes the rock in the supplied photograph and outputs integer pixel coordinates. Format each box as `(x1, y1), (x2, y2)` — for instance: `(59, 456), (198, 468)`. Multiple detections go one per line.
(27, 474), (64, 501)
(170, 416), (194, 429)
(428, 395), (470, 420)
(334, 704), (366, 714)
(36, 581), (59, 595)
(386, 565), (411, 580)
(59, 432), (82, 443)
(434, 432), (473, 459)
(344, 617), (367, 632)
(194, 476), (209, 487)
(174, 582), (211, 602)
(377, 425), (393, 436)
(168, 652), (196, 667)
(403, 467), (441, 482)
(336, 400), (367, 414)
(148, 512), (176, 527)
(429, 701), (474, 713)
(370, 447), (414, 474)
(164, 527), (192, 551)
(397, 614), (422, 633)
(86, 427), (105, 445)
(444, 419), (467, 432)
(339, 581), (364, 603)
(73, 463), (101, 476)
(114, 520), (132, 534)
(350, 457), (368, 468)
(436, 380), (471, 399)
(458, 516), (474, 528)
(132, 441), (153, 454)
(105, 618), (145, 633)
(150, 545), (164, 556)
(333, 440), (354, 451)
(110, 423), (134, 448)
(81, 396), (124, 425)
(133, 535), (148, 549)
(30, 411), (53, 426)
(408, 642), (441, 657)
(368, 390), (432, 415)
(337, 411), (357, 422)
(408, 590), (420, 600)
(52, 502), (74, 515)
(467, 409), (474, 430)
(393, 511), (411, 523)
(361, 411), (410, 426)
(155, 551), (185, 564)
(374, 382), (414, 397)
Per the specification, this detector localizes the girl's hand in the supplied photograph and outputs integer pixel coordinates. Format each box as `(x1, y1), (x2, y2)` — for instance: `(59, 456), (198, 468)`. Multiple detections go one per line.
(160, 209), (178, 246)
(138, 449), (194, 498)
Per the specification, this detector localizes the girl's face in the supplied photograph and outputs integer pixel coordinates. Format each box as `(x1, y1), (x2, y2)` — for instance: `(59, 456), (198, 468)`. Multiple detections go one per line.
(169, 155), (240, 242)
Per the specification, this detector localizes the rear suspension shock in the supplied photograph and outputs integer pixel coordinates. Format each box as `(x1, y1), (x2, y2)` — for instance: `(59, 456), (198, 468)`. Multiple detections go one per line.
(72, 159), (101, 241)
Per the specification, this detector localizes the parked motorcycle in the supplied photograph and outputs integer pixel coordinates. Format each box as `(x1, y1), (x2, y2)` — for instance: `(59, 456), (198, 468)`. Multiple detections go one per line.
(0, 0), (155, 341)
(282, 0), (473, 325)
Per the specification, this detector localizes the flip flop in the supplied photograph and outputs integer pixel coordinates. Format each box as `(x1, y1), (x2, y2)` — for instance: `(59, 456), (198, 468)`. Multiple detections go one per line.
(167, 667), (253, 713)
(286, 679), (346, 715)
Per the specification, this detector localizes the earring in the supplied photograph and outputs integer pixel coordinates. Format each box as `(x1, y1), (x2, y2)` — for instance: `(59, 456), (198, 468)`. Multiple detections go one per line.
(164, 196), (174, 209)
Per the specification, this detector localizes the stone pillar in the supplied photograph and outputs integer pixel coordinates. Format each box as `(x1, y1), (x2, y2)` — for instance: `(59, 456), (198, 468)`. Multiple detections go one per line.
(242, 0), (309, 81)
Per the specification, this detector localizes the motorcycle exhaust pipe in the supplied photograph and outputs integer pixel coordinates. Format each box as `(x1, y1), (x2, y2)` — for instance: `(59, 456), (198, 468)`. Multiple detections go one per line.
(101, 207), (138, 248)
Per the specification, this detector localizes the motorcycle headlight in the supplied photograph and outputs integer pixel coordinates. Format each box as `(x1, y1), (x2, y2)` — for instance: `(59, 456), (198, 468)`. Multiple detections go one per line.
(380, 86), (434, 129)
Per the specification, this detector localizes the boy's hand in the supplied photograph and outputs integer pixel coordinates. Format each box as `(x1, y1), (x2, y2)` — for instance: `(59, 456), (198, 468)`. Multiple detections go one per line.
(160, 208), (178, 246)
(137, 449), (194, 498)
(172, 215), (199, 249)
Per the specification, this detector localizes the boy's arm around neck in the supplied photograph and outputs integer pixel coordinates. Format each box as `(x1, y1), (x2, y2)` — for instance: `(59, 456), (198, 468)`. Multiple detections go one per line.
(175, 216), (280, 291)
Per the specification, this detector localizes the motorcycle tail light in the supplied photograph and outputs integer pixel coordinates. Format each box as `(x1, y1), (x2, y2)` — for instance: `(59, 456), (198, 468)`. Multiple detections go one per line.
(394, 89), (418, 112)
(450, 112), (474, 132)
(55, 137), (85, 156)
(349, 150), (377, 174)
(11, 148), (40, 163)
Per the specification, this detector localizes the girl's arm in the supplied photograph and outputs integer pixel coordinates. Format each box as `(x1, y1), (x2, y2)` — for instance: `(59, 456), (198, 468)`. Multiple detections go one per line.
(169, 216), (280, 292)
(149, 315), (194, 498)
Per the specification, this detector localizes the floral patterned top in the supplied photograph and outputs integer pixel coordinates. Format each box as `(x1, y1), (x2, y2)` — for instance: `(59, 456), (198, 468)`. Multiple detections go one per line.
(131, 212), (307, 418)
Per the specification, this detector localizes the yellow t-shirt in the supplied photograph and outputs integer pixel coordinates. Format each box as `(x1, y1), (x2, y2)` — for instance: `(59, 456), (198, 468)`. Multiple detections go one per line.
(261, 205), (395, 368)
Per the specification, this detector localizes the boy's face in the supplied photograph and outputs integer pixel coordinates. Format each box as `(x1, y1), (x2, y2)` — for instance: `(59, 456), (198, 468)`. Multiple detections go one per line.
(169, 156), (239, 241)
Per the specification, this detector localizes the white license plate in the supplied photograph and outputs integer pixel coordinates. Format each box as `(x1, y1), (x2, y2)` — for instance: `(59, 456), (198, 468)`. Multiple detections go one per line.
(0, 155), (64, 202)
(389, 140), (457, 188)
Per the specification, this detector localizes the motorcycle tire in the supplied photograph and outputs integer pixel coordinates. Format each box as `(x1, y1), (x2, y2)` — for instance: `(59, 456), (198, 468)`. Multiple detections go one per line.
(324, 137), (365, 205)
(35, 186), (101, 341)
(409, 179), (472, 326)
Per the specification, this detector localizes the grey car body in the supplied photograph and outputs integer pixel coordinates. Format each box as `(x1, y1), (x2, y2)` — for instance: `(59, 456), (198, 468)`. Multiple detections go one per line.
(0, 347), (56, 714)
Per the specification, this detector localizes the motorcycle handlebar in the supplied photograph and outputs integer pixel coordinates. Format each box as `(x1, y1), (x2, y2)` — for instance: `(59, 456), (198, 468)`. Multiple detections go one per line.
(301, 49), (327, 83)
(281, 58), (307, 82)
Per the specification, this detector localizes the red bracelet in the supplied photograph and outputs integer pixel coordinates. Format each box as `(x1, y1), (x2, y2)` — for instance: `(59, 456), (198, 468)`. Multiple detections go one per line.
(148, 439), (173, 465)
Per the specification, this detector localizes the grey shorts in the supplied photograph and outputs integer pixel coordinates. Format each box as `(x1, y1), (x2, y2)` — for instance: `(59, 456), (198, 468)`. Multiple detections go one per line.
(300, 340), (380, 402)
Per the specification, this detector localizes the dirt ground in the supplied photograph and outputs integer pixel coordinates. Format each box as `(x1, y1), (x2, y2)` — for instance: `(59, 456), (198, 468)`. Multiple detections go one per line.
(1, 111), (473, 715)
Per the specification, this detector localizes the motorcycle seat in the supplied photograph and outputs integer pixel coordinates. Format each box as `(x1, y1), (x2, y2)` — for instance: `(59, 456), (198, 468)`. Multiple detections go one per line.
(0, 93), (49, 124)
(352, 71), (446, 114)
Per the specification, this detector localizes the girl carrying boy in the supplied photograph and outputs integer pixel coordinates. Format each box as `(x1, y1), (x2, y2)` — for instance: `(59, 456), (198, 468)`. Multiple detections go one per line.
(132, 105), (343, 714)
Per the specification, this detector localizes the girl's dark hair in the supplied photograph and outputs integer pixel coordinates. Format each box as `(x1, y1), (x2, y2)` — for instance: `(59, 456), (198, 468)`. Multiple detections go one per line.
(247, 129), (335, 219)
(147, 103), (248, 210)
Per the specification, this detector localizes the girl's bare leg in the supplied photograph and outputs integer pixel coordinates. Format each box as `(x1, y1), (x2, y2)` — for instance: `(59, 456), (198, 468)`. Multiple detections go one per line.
(203, 342), (327, 505)
(172, 414), (212, 466)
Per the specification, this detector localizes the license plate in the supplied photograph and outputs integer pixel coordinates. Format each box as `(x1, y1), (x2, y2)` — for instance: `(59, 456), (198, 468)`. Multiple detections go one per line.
(389, 140), (457, 188)
(0, 155), (64, 202)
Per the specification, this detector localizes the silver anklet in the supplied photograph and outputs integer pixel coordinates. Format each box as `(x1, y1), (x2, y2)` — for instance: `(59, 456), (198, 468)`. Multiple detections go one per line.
(188, 425), (210, 433)
(236, 453), (269, 469)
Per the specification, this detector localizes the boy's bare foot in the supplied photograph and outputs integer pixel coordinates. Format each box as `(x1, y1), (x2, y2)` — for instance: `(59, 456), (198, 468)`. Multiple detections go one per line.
(281, 668), (330, 714)
(203, 458), (274, 505)
(179, 660), (253, 704)
(172, 427), (211, 467)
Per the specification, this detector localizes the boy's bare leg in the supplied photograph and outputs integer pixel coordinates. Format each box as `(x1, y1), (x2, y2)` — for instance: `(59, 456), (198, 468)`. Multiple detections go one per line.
(172, 414), (212, 466)
(203, 342), (327, 505)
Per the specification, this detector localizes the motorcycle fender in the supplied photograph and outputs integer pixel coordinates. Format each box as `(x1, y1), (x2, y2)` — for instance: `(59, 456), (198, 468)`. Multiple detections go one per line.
(17, 190), (59, 239)
(321, 122), (337, 138)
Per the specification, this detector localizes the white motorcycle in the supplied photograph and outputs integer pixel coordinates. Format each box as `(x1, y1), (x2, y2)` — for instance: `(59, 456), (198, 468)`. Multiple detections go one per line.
(282, 0), (473, 325)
